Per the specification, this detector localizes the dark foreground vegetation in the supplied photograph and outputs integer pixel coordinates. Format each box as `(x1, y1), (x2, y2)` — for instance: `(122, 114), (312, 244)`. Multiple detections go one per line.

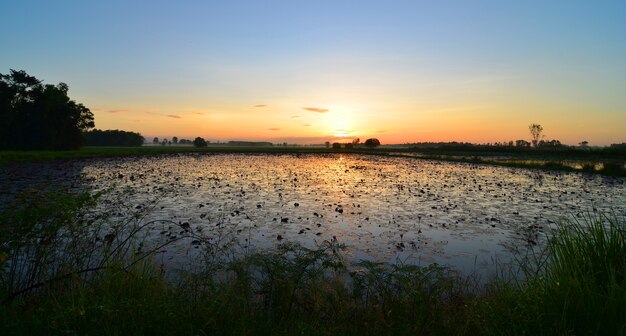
(1, 191), (624, 335)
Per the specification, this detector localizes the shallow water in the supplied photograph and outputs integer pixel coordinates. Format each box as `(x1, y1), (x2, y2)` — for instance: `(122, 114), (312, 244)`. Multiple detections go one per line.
(2, 153), (625, 278)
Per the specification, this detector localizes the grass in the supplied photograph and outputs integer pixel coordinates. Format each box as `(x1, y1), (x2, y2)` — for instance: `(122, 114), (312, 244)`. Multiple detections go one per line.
(1, 192), (626, 335)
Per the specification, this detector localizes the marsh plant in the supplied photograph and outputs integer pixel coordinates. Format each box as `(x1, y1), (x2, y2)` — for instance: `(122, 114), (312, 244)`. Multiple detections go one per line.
(1, 190), (625, 335)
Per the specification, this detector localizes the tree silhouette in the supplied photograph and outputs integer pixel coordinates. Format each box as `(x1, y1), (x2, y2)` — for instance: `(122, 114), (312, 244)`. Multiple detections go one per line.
(193, 137), (207, 147)
(84, 129), (144, 146)
(172, 136), (178, 144)
(364, 138), (381, 148)
(528, 123), (543, 148)
(0, 69), (94, 150)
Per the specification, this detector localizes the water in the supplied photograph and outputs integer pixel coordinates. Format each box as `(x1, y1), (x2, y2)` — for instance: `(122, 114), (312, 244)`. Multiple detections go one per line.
(2, 153), (625, 278)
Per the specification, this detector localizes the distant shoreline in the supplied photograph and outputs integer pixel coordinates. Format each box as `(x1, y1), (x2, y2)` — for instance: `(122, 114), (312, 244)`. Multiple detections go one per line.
(1, 146), (624, 177)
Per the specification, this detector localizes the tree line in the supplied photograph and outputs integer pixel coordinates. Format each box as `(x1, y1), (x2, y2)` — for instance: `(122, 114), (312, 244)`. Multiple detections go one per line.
(84, 129), (144, 147)
(0, 70), (95, 150)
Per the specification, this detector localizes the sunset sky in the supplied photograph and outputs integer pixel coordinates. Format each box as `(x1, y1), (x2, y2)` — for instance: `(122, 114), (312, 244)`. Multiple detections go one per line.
(1, 1), (625, 145)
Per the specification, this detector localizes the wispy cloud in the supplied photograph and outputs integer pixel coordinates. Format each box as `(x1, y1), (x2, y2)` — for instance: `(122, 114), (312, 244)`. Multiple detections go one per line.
(302, 107), (329, 113)
(167, 115), (181, 119)
(291, 115), (300, 119)
(192, 112), (205, 115)
(268, 127), (280, 131)
(107, 109), (129, 113)
(255, 104), (267, 108)
(302, 124), (311, 127)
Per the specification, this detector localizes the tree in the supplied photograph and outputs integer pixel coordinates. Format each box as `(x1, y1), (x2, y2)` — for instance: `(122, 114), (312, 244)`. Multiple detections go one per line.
(324, 141), (330, 148)
(331, 142), (341, 149)
(193, 137), (207, 147)
(84, 129), (144, 146)
(0, 69), (94, 150)
(579, 140), (589, 148)
(364, 138), (381, 148)
(515, 139), (530, 148)
(172, 136), (178, 144)
(352, 138), (360, 146)
(153, 137), (159, 144)
(528, 123), (543, 148)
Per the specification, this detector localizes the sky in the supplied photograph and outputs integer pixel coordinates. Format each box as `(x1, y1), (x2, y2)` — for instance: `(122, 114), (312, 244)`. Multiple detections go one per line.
(1, 1), (625, 145)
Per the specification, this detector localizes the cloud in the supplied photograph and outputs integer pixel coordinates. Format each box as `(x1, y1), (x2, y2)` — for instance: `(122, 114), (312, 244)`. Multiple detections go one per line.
(167, 115), (182, 119)
(192, 112), (205, 115)
(302, 107), (329, 113)
(107, 109), (129, 113)
(302, 124), (311, 127)
(268, 127), (280, 131)
(254, 104), (267, 108)
(291, 115), (300, 119)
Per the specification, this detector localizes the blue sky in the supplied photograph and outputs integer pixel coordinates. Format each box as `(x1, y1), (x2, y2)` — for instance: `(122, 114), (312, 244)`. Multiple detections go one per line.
(1, 1), (625, 144)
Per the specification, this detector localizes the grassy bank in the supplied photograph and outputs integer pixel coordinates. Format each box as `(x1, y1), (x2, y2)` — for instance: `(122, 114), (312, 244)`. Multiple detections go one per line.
(1, 192), (625, 335)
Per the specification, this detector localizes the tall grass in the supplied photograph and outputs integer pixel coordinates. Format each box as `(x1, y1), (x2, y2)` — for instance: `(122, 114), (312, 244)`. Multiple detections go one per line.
(541, 213), (626, 334)
(1, 191), (625, 335)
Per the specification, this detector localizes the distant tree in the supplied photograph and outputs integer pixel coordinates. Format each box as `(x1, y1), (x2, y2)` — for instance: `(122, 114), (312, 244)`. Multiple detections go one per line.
(172, 136), (178, 144)
(84, 129), (144, 146)
(538, 139), (563, 149)
(344, 143), (354, 149)
(178, 139), (192, 145)
(331, 142), (341, 149)
(352, 138), (360, 146)
(324, 141), (330, 148)
(0, 69), (94, 150)
(364, 138), (381, 148)
(193, 137), (207, 147)
(528, 123), (543, 148)
(153, 137), (159, 144)
(515, 139), (530, 148)
(579, 140), (589, 148)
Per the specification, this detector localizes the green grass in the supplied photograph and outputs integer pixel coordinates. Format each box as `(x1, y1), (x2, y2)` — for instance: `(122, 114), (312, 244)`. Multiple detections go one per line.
(2, 191), (625, 334)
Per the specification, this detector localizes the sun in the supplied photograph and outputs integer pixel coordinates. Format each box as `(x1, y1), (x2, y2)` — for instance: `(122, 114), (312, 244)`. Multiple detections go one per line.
(325, 107), (354, 138)
(334, 129), (349, 137)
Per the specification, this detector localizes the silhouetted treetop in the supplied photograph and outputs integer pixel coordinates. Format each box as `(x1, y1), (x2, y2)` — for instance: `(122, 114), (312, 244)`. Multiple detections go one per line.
(364, 138), (381, 148)
(84, 129), (144, 147)
(0, 69), (95, 150)
(193, 137), (207, 148)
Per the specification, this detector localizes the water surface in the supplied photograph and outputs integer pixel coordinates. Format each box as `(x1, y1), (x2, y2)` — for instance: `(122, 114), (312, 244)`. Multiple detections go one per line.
(2, 153), (625, 278)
